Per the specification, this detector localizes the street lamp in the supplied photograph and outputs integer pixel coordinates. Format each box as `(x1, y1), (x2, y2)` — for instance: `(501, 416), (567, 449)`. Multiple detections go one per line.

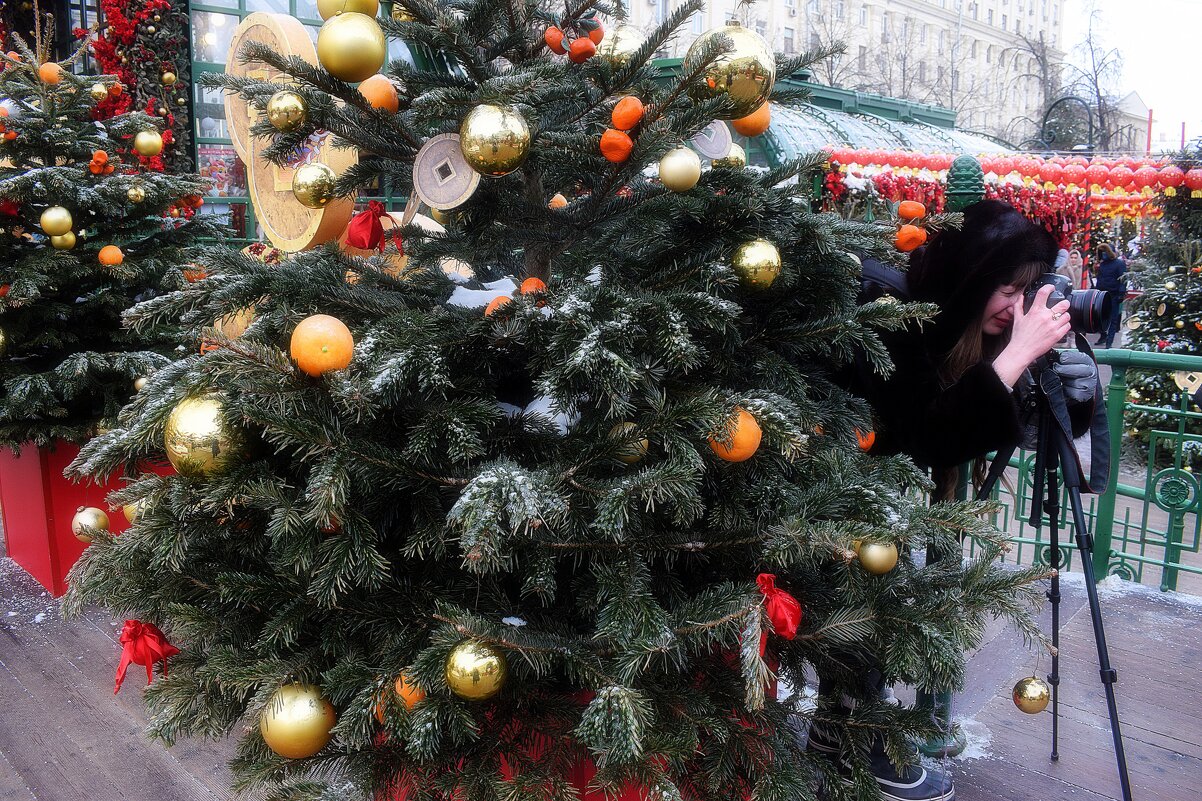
(1039, 95), (1096, 155)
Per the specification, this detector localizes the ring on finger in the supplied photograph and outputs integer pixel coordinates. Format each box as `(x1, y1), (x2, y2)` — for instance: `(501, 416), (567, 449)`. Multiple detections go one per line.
(1052, 312), (1064, 321)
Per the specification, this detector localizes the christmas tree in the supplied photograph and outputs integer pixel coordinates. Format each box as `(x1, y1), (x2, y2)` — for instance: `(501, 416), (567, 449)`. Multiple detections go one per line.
(65, 2), (1044, 799)
(1123, 143), (1202, 467)
(0, 30), (219, 447)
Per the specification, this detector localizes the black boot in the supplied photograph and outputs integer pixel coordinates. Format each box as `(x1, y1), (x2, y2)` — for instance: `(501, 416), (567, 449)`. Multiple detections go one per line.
(807, 724), (956, 801)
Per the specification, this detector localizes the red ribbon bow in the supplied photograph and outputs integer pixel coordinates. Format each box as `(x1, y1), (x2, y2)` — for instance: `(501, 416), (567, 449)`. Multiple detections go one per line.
(346, 200), (403, 254)
(756, 573), (802, 656)
(114, 620), (179, 694)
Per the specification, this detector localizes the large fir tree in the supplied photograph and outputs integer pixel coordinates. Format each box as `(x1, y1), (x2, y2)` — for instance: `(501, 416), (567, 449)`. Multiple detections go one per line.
(65, 2), (1043, 799)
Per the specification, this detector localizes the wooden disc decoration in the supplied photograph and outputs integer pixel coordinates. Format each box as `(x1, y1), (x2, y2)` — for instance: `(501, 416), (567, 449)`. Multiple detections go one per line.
(412, 133), (480, 210)
(1174, 371), (1202, 394)
(225, 13), (357, 252)
(691, 120), (733, 161)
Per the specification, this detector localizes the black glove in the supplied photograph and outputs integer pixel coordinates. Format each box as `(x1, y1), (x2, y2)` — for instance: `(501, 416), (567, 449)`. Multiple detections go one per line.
(1051, 350), (1098, 405)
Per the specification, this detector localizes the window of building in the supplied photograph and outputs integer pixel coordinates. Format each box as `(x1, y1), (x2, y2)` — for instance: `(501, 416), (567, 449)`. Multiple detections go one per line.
(834, 0), (844, 20)
(783, 26), (795, 54)
(807, 0), (818, 12)
(988, 8), (994, 23)
(952, 71), (960, 91)
(970, 40), (977, 58)
(919, 60), (927, 82)
(785, 0), (796, 6)
(691, 11), (704, 33)
(970, 2), (978, 20)
(986, 45), (993, 63)
(858, 45), (867, 71)
(810, 31), (820, 50)
(938, 29), (947, 54)
(859, 6), (868, 25)
(921, 23), (928, 44)
(1002, 13), (1008, 27)
(881, 11), (889, 43)
(755, 19), (767, 37)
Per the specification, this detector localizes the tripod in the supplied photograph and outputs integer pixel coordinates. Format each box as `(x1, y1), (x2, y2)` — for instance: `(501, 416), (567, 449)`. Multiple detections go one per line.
(979, 357), (1134, 801)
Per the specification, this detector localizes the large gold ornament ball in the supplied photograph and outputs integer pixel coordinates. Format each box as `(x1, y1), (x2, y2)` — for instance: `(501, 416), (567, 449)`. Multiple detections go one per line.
(1012, 675), (1050, 714)
(266, 90), (307, 133)
(317, 0), (379, 20)
(317, 12), (387, 83)
(127, 185), (146, 203)
(292, 163), (339, 209)
(40, 206), (73, 236)
(50, 231), (77, 250)
(712, 142), (747, 168)
(609, 422), (649, 464)
(89, 82), (108, 101)
(164, 394), (248, 477)
(71, 506), (110, 543)
(123, 499), (147, 525)
(597, 24), (643, 66)
(259, 683), (337, 759)
(858, 541), (899, 575)
(134, 130), (165, 157)
(390, 2), (416, 21)
(658, 147), (701, 192)
(459, 104), (531, 178)
(445, 640), (508, 701)
(683, 22), (776, 119)
(161, 71), (177, 86)
(732, 238), (782, 289)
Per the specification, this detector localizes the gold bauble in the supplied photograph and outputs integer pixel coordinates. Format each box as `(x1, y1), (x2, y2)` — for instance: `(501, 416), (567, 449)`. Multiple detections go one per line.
(712, 143), (747, 168)
(40, 206), (74, 236)
(597, 24), (643, 66)
(89, 83), (108, 101)
(146, 25), (156, 34)
(732, 238), (781, 289)
(71, 506), (110, 543)
(459, 104), (531, 178)
(127, 185), (146, 203)
(260, 684), (336, 759)
(658, 147), (701, 192)
(123, 499), (147, 525)
(858, 541), (899, 575)
(683, 22), (776, 119)
(1012, 675), (1050, 714)
(1165, 281), (1177, 291)
(390, 2), (416, 21)
(134, 376), (149, 392)
(316, 12), (387, 83)
(1175, 319), (1185, 329)
(1168, 266), (1177, 274)
(609, 422), (649, 464)
(429, 207), (450, 225)
(292, 163), (339, 209)
(50, 231), (77, 250)
(216, 306), (256, 339)
(134, 130), (165, 157)
(318, 0), (379, 20)
(177, 97), (187, 106)
(163, 394), (249, 477)
(445, 641), (507, 701)
(266, 90), (307, 133)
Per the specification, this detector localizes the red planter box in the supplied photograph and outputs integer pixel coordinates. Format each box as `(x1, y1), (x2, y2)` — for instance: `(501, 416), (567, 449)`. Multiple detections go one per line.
(0, 440), (130, 597)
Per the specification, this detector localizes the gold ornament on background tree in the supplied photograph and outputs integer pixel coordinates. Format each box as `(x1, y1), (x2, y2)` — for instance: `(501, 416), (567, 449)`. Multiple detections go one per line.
(597, 24), (643, 66)
(1012, 675), (1050, 714)
(123, 498), (147, 525)
(658, 147), (702, 192)
(390, 1), (416, 21)
(266, 90), (307, 132)
(127, 185), (146, 203)
(134, 376), (149, 392)
(292, 163), (339, 208)
(445, 640), (508, 700)
(40, 206), (73, 236)
(857, 541), (899, 574)
(609, 422), (649, 464)
(317, 0), (379, 19)
(732, 238), (781, 289)
(133, 130), (165, 157)
(260, 683), (337, 759)
(71, 506), (110, 543)
(712, 142), (746, 168)
(161, 71), (177, 86)
(683, 22), (776, 119)
(164, 394), (249, 477)
(89, 83), (108, 101)
(50, 232), (77, 250)
(459, 104), (531, 177)
(317, 12), (387, 83)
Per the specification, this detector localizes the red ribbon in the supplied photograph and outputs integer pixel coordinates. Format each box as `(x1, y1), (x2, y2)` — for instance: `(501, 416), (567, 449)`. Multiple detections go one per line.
(114, 620), (179, 694)
(756, 573), (801, 656)
(346, 200), (402, 254)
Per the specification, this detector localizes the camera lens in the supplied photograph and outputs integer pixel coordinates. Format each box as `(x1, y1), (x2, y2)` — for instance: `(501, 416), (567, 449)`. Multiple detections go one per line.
(1069, 288), (1112, 334)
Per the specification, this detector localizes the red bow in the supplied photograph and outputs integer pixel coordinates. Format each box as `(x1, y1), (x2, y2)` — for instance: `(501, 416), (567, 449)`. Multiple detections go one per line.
(346, 200), (402, 254)
(114, 620), (179, 694)
(756, 573), (802, 656)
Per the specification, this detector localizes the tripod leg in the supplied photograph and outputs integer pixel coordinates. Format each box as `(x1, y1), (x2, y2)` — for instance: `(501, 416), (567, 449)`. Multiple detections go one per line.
(1045, 465), (1062, 762)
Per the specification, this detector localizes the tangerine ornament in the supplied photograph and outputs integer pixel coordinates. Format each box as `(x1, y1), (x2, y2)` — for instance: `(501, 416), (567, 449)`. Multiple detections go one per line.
(548, 193), (568, 209)
(485, 295), (512, 316)
(588, 24), (605, 44)
(544, 26), (567, 54)
(895, 224), (927, 252)
(38, 62), (63, 84)
(569, 37), (596, 63)
(730, 102), (771, 137)
(374, 675), (425, 723)
(358, 74), (399, 114)
(519, 277), (546, 295)
(898, 200), (926, 221)
(708, 407), (762, 462)
(855, 428), (876, 452)
(611, 96), (644, 131)
(98, 245), (124, 266)
(290, 314), (355, 377)
(600, 128), (634, 163)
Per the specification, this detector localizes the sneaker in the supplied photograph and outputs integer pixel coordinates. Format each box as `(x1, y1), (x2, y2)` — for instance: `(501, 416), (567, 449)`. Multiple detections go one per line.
(806, 724), (955, 801)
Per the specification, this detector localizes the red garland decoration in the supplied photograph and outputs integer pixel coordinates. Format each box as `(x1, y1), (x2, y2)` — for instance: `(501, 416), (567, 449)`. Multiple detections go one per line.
(114, 619), (180, 693)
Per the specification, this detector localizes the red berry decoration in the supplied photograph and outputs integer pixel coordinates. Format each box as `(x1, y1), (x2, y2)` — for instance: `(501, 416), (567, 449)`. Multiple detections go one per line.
(544, 26), (567, 55)
(569, 37), (596, 64)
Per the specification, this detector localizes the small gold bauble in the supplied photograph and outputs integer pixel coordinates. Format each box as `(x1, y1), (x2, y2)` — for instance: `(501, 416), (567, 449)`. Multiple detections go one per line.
(459, 104), (531, 178)
(146, 25), (156, 34)
(1168, 266), (1177, 274)
(732, 238), (782, 289)
(157, 106), (168, 116)
(390, 2), (416, 21)
(317, 12), (387, 83)
(164, 394), (249, 477)
(133, 376), (149, 392)
(683, 22), (776, 119)
(712, 142), (747, 168)
(260, 684), (336, 759)
(123, 499), (147, 525)
(609, 422), (649, 464)
(127, 185), (146, 203)
(445, 640), (507, 701)
(1012, 675), (1050, 714)
(40, 206), (74, 236)
(71, 506), (110, 543)
(121, 56), (128, 65)
(134, 130), (165, 157)
(50, 231), (77, 250)
(429, 207), (450, 224)
(858, 541), (899, 575)
(597, 24), (643, 66)
(153, 13), (161, 21)
(318, 0), (379, 20)
(215, 305), (256, 339)
(658, 147), (701, 192)
(266, 90), (308, 133)
(161, 71), (177, 86)
(1165, 281), (1177, 291)
(177, 97), (187, 106)
(89, 83), (108, 101)
(292, 162), (339, 209)
(1175, 319), (1185, 329)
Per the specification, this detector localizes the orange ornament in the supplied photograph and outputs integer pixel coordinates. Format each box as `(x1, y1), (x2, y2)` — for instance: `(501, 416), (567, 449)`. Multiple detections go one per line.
(569, 37), (596, 63)
(358, 74), (399, 114)
(894, 224), (927, 252)
(92, 150), (109, 164)
(599, 128), (633, 163)
(291, 314), (355, 377)
(374, 675), (425, 723)
(588, 24), (605, 44)
(731, 103), (771, 137)
(98, 245), (124, 266)
(544, 26), (567, 54)
(611, 96), (644, 131)
(898, 200), (926, 221)
(0, 284), (10, 298)
(708, 407), (762, 462)
(548, 193), (568, 209)
(519, 277), (546, 295)
(38, 62), (62, 84)
(855, 428), (876, 452)
(183, 266), (208, 282)
(108, 83), (123, 96)
(485, 295), (512, 316)
(4, 131), (16, 141)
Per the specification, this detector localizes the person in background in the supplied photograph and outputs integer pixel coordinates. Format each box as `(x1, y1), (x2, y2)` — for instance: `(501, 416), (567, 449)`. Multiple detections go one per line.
(1067, 249), (1084, 289)
(1095, 243), (1127, 348)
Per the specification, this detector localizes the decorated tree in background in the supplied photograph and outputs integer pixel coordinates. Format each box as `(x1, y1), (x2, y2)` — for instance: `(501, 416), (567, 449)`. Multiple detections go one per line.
(1123, 143), (1202, 467)
(66, 2), (1043, 800)
(0, 33), (218, 447)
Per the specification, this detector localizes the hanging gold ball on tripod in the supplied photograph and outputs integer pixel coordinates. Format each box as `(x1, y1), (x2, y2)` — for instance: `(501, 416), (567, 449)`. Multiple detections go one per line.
(266, 90), (308, 132)
(40, 206), (74, 236)
(658, 147), (701, 192)
(50, 231), (77, 250)
(683, 22), (776, 119)
(127, 185), (146, 203)
(596, 24), (643, 66)
(164, 394), (249, 477)
(390, 2), (416, 21)
(712, 142), (747, 168)
(161, 71), (177, 86)
(1012, 675), (1050, 714)
(292, 163), (338, 208)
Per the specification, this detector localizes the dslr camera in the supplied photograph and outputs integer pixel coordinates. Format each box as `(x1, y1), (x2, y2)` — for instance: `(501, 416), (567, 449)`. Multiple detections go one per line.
(1024, 273), (1113, 334)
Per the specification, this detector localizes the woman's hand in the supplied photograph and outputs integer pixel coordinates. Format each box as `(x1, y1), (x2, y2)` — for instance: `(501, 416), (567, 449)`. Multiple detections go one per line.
(992, 284), (1071, 387)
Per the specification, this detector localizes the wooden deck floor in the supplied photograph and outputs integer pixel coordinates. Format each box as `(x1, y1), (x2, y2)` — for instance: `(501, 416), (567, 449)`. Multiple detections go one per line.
(2, 550), (1199, 800)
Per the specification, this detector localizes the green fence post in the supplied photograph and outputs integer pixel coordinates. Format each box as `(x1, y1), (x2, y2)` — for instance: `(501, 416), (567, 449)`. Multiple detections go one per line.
(1092, 361), (1127, 579)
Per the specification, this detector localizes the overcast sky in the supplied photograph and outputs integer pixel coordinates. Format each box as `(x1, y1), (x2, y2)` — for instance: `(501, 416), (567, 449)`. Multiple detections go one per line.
(1062, 0), (1202, 151)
